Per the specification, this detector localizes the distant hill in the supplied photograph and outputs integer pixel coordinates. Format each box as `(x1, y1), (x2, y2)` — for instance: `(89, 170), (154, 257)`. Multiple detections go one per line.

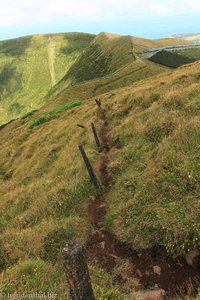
(62, 33), (135, 84)
(149, 50), (195, 67)
(0, 32), (195, 125)
(0, 33), (95, 124)
(131, 35), (193, 49)
(170, 33), (200, 43)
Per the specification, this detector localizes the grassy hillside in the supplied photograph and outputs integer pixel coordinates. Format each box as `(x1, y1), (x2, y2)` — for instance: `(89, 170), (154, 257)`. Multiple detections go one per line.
(60, 33), (135, 85)
(47, 33), (171, 105)
(149, 50), (195, 67)
(0, 32), (190, 126)
(0, 55), (199, 298)
(0, 33), (95, 124)
(104, 62), (200, 254)
(48, 58), (169, 108)
(176, 48), (200, 61)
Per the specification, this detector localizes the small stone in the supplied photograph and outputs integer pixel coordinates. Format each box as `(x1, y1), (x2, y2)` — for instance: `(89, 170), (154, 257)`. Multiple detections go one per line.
(109, 254), (119, 259)
(99, 241), (105, 249)
(185, 249), (200, 268)
(153, 265), (161, 276)
(130, 289), (166, 300)
(136, 269), (143, 278)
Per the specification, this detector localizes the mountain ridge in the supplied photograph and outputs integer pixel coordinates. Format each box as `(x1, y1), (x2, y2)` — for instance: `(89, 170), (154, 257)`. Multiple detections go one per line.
(0, 31), (196, 125)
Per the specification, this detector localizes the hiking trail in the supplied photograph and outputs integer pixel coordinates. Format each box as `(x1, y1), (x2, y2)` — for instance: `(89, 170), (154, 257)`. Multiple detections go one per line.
(48, 36), (56, 86)
(85, 103), (200, 298)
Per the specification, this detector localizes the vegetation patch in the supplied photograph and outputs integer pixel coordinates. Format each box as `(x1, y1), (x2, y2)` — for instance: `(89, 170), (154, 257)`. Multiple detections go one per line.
(0, 33), (91, 124)
(0, 240), (10, 271)
(149, 50), (194, 68)
(21, 109), (38, 121)
(63, 34), (134, 84)
(49, 99), (82, 115)
(60, 32), (95, 55)
(29, 117), (48, 129)
(0, 259), (68, 296)
(29, 100), (82, 129)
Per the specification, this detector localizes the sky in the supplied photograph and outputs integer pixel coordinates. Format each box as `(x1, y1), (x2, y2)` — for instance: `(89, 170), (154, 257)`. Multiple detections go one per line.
(0, 0), (200, 40)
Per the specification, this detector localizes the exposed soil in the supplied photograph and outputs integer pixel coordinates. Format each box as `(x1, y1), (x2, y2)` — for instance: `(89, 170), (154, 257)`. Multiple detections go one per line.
(48, 36), (56, 86)
(85, 104), (200, 299)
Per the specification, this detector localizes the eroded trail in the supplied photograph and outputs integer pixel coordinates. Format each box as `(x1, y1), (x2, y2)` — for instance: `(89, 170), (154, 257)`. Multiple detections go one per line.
(85, 105), (200, 298)
(48, 36), (56, 86)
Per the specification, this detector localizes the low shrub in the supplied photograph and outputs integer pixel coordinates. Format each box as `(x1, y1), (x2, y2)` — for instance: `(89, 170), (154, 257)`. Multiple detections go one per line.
(50, 99), (82, 115)
(21, 109), (38, 121)
(28, 100), (82, 129)
(29, 117), (48, 129)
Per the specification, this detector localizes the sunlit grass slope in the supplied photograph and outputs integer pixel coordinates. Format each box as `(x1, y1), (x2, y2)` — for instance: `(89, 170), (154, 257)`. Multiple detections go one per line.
(0, 33), (95, 124)
(48, 58), (169, 108)
(48, 33), (171, 105)
(0, 58), (199, 296)
(60, 33), (136, 84)
(0, 98), (126, 298)
(104, 61), (200, 254)
(0, 32), (190, 126)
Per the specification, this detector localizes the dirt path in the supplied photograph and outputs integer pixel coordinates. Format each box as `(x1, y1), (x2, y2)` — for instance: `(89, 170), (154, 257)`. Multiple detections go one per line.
(48, 37), (56, 86)
(85, 105), (200, 299)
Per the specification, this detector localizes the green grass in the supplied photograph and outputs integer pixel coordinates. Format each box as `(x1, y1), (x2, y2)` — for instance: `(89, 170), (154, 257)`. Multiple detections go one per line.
(0, 33), (200, 297)
(21, 110), (38, 120)
(104, 62), (200, 254)
(175, 48), (200, 61)
(0, 33), (94, 124)
(50, 100), (82, 114)
(61, 33), (135, 84)
(0, 259), (126, 299)
(29, 117), (48, 129)
(149, 50), (195, 68)
(28, 100), (82, 129)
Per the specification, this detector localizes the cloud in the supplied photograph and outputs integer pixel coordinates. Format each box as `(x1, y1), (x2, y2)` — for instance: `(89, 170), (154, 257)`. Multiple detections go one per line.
(0, 0), (200, 26)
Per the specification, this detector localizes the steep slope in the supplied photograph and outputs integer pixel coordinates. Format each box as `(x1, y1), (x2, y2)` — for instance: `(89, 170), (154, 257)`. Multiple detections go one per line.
(149, 50), (195, 67)
(0, 32), (192, 126)
(61, 33), (135, 84)
(0, 33), (95, 124)
(176, 47), (200, 61)
(48, 33), (171, 105)
(0, 59), (199, 298)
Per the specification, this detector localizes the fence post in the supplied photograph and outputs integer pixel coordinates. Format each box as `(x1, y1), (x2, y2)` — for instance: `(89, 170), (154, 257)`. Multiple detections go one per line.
(77, 124), (86, 129)
(63, 241), (95, 300)
(78, 145), (99, 189)
(95, 98), (101, 107)
(91, 123), (101, 149)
